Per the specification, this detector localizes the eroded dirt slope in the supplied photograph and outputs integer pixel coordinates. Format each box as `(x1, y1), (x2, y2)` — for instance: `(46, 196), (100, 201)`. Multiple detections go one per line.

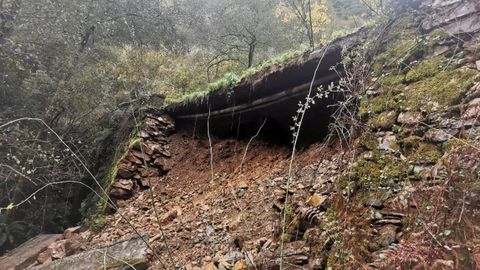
(85, 128), (347, 269)
(79, 1), (480, 269)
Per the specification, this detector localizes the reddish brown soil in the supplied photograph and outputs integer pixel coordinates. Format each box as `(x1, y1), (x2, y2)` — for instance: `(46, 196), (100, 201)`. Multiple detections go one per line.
(86, 131), (344, 269)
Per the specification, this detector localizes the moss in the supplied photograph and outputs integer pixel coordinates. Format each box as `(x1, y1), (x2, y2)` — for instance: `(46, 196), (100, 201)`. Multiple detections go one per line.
(405, 56), (446, 83)
(443, 138), (477, 152)
(367, 242), (381, 252)
(409, 143), (442, 164)
(372, 16), (455, 77)
(358, 88), (402, 119)
(343, 152), (409, 196)
(358, 132), (378, 150)
(175, 72), (240, 103)
(372, 19), (426, 75)
(241, 49), (306, 78)
(316, 211), (338, 250)
(404, 68), (479, 112)
(337, 175), (357, 195)
(175, 49), (307, 104)
(177, 91), (209, 104)
(367, 111), (398, 130)
(400, 135), (423, 152)
(425, 28), (449, 47)
(387, 140), (401, 152)
(376, 73), (405, 87)
(390, 15), (418, 31)
(206, 72), (240, 92)
(383, 159), (409, 180)
(81, 134), (140, 231)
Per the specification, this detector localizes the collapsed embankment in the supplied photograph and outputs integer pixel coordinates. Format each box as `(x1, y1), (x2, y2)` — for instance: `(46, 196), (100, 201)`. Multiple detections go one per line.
(19, 0), (480, 269)
(90, 0), (480, 268)
(86, 124), (349, 269)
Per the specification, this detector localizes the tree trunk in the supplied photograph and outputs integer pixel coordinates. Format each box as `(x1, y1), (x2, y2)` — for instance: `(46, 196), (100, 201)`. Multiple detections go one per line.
(248, 42), (256, 68)
(307, 0), (315, 48)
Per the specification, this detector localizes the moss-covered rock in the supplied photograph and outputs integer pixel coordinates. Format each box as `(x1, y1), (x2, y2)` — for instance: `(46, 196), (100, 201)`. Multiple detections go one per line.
(376, 73), (406, 87)
(397, 111), (424, 125)
(400, 135), (423, 148)
(424, 28), (449, 48)
(409, 143), (442, 164)
(340, 152), (410, 197)
(368, 111), (398, 130)
(357, 132), (379, 150)
(404, 68), (479, 112)
(405, 56), (446, 83)
(442, 138), (478, 152)
(329, 10), (478, 268)
(359, 94), (399, 118)
(372, 15), (426, 75)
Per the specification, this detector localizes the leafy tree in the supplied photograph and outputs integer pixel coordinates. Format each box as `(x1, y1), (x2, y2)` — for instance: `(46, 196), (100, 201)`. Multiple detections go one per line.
(203, 0), (287, 70)
(276, 0), (331, 48)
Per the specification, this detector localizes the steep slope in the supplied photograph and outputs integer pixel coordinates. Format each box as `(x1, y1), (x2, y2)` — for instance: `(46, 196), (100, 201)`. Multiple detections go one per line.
(87, 1), (480, 269)
(27, 0), (479, 269)
(86, 128), (347, 268)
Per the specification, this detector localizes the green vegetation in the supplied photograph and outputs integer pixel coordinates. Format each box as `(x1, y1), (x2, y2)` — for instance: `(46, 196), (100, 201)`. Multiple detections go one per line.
(405, 56), (446, 82)
(177, 72), (240, 103)
(241, 49), (307, 78)
(408, 143), (442, 164)
(357, 132), (378, 150)
(400, 135), (423, 150)
(372, 15), (425, 75)
(339, 151), (410, 201)
(367, 111), (398, 130)
(424, 28), (449, 48)
(359, 90), (401, 118)
(176, 49), (308, 104)
(443, 138), (478, 152)
(81, 132), (140, 232)
(376, 73), (405, 87)
(405, 68), (478, 112)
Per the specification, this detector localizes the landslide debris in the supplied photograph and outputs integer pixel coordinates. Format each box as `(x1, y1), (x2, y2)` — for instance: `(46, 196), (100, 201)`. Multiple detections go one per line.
(43, 1), (480, 269)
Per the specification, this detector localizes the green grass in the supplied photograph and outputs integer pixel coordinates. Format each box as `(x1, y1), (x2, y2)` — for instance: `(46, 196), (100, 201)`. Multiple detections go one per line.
(240, 49), (306, 78)
(173, 48), (308, 104)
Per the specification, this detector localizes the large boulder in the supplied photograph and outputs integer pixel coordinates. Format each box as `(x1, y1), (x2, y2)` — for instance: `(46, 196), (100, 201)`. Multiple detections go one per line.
(32, 236), (149, 270)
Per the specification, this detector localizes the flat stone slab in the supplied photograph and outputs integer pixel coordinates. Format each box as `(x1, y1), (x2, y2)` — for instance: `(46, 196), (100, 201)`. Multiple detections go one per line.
(32, 236), (149, 270)
(422, 1), (480, 30)
(0, 234), (63, 270)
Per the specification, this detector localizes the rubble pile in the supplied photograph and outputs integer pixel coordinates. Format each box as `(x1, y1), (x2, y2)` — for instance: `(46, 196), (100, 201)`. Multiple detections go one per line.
(34, 227), (84, 267)
(109, 114), (175, 201)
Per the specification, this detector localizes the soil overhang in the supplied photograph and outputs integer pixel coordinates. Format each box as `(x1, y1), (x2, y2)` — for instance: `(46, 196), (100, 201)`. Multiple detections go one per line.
(166, 30), (369, 144)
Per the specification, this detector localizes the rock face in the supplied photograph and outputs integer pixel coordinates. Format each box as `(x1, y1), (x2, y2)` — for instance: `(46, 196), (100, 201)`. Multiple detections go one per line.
(343, 0), (480, 268)
(397, 111), (424, 125)
(108, 113), (175, 201)
(0, 234), (63, 270)
(32, 236), (149, 270)
(32, 227), (83, 268)
(422, 0), (480, 34)
(0, 227), (85, 270)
